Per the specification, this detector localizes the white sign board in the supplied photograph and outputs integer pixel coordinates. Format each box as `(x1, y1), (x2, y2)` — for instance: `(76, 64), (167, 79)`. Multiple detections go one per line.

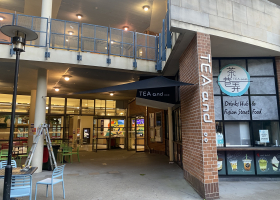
(259, 130), (269, 143)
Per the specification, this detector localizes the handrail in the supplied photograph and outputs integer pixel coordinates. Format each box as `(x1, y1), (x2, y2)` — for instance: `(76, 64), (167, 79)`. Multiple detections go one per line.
(0, 6), (171, 65)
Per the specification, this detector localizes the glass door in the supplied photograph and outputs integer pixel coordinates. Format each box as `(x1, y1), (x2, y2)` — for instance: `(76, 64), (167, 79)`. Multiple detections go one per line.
(110, 118), (126, 149)
(128, 117), (135, 150)
(136, 117), (145, 152)
(96, 118), (110, 150)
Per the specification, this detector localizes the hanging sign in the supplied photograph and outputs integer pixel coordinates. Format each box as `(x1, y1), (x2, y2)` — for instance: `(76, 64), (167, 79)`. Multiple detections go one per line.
(218, 65), (250, 96)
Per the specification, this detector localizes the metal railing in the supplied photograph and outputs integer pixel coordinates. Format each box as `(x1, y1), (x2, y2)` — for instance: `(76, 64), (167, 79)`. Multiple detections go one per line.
(0, 1), (172, 67)
(81, 24), (108, 54)
(0, 12), (15, 44)
(16, 14), (48, 47)
(50, 19), (80, 51)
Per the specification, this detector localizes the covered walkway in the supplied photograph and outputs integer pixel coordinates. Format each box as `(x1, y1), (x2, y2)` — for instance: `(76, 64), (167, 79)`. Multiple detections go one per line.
(0, 150), (279, 199)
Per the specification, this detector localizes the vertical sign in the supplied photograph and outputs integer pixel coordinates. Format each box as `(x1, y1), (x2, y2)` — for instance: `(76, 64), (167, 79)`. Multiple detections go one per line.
(201, 54), (212, 143)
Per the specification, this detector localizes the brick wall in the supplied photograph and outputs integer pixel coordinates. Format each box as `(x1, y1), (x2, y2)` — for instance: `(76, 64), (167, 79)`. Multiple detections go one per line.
(128, 100), (166, 154)
(179, 32), (219, 199)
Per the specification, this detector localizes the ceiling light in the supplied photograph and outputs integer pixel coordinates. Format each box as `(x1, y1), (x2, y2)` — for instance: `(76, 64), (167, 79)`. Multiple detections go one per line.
(66, 39), (68, 42)
(46, 106), (49, 109)
(143, 5), (150, 11)
(0, 17), (3, 21)
(68, 31), (74, 35)
(76, 14), (83, 19)
(62, 75), (72, 81)
(123, 26), (129, 31)
(111, 41), (114, 44)
(110, 92), (114, 96)
(54, 87), (60, 92)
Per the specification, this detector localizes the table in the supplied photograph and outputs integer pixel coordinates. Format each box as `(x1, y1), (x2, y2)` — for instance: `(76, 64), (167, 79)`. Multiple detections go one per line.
(0, 167), (38, 177)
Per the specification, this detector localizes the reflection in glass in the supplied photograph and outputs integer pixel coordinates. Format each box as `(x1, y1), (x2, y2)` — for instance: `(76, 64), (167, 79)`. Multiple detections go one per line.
(225, 122), (250, 147)
(66, 98), (80, 114)
(51, 97), (65, 114)
(252, 121), (279, 147)
(82, 99), (94, 114)
(95, 99), (105, 116)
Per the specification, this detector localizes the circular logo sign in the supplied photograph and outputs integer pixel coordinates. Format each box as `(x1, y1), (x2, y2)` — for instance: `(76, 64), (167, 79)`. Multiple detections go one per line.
(218, 65), (250, 96)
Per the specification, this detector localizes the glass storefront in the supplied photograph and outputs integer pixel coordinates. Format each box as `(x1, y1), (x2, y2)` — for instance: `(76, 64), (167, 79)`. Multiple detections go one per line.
(213, 58), (280, 176)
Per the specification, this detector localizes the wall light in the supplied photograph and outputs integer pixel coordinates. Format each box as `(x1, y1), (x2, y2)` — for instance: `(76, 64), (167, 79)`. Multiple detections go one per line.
(76, 14), (83, 19)
(62, 75), (72, 81)
(68, 31), (74, 35)
(143, 5), (150, 11)
(123, 26), (129, 31)
(54, 87), (60, 92)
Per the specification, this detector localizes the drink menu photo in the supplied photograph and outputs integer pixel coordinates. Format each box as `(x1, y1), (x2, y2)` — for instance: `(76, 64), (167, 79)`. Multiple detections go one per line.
(226, 151), (255, 175)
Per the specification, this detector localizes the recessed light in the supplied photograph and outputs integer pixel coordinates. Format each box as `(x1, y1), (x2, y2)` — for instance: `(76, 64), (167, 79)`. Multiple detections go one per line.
(0, 17), (4, 21)
(68, 31), (74, 35)
(123, 26), (129, 31)
(143, 5), (150, 11)
(110, 92), (114, 96)
(62, 75), (72, 81)
(76, 14), (83, 19)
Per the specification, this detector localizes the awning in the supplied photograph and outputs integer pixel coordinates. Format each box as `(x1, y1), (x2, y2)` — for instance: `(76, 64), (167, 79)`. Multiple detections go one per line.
(67, 76), (193, 95)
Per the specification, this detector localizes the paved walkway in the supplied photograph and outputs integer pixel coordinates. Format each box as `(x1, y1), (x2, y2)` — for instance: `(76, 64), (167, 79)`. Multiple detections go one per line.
(0, 150), (279, 200)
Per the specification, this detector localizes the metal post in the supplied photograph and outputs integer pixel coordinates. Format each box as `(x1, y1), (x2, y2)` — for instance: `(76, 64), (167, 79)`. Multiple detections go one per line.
(3, 50), (20, 200)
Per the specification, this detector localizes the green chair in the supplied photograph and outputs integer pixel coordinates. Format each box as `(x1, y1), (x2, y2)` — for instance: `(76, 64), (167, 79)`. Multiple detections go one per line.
(0, 149), (9, 161)
(17, 147), (31, 166)
(60, 147), (72, 164)
(72, 145), (80, 162)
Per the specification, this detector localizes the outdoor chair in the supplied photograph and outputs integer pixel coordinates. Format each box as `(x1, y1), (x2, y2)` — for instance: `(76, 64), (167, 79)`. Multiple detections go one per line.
(72, 145), (80, 162)
(10, 175), (32, 200)
(35, 164), (66, 200)
(60, 147), (72, 164)
(0, 160), (17, 169)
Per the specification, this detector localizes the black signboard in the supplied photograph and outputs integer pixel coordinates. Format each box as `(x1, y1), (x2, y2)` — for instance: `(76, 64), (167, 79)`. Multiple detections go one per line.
(226, 151), (255, 175)
(255, 151), (280, 175)
(136, 87), (176, 104)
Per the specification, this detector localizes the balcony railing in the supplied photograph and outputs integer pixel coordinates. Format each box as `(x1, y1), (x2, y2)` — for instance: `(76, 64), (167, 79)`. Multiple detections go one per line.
(0, 1), (171, 69)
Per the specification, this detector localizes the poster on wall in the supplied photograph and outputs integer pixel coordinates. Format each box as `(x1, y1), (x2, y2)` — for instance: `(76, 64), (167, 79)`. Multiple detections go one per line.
(217, 151), (226, 175)
(226, 151), (255, 175)
(255, 151), (280, 175)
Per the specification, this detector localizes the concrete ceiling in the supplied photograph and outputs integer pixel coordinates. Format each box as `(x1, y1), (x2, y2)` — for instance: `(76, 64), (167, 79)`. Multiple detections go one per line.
(0, 58), (157, 100)
(269, 0), (280, 6)
(0, 0), (166, 33)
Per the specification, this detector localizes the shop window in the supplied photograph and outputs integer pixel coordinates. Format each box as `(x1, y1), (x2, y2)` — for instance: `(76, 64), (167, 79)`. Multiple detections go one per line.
(48, 116), (64, 139)
(247, 59), (274, 76)
(116, 108), (126, 116)
(252, 121), (279, 147)
(51, 97), (65, 114)
(224, 122), (251, 147)
(16, 95), (30, 113)
(82, 99), (94, 114)
(95, 99), (105, 116)
(66, 98), (80, 114)
(250, 77), (276, 94)
(215, 122), (224, 147)
(106, 100), (116, 116)
(0, 94), (12, 112)
(46, 97), (49, 113)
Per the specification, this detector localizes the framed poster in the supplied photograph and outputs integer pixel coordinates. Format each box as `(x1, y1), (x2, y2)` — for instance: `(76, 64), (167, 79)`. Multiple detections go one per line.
(255, 151), (280, 175)
(226, 151), (255, 175)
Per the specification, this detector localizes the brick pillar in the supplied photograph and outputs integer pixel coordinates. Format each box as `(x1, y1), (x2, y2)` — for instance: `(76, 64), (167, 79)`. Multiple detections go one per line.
(179, 32), (219, 199)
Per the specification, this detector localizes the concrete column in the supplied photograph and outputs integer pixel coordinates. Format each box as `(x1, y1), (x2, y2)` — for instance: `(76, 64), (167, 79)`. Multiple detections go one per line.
(40, 0), (52, 46)
(168, 107), (174, 163)
(28, 90), (36, 148)
(32, 68), (48, 173)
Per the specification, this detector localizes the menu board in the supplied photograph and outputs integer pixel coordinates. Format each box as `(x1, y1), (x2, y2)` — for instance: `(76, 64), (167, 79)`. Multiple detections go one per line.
(226, 151), (255, 175)
(255, 151), (280, 175)
(217, 151), (226, 175)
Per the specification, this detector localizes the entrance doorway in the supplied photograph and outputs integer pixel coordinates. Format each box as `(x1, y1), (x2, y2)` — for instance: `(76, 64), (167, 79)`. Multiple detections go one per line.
(128, 116), (145, 152)
(94, 118), (126, 150)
